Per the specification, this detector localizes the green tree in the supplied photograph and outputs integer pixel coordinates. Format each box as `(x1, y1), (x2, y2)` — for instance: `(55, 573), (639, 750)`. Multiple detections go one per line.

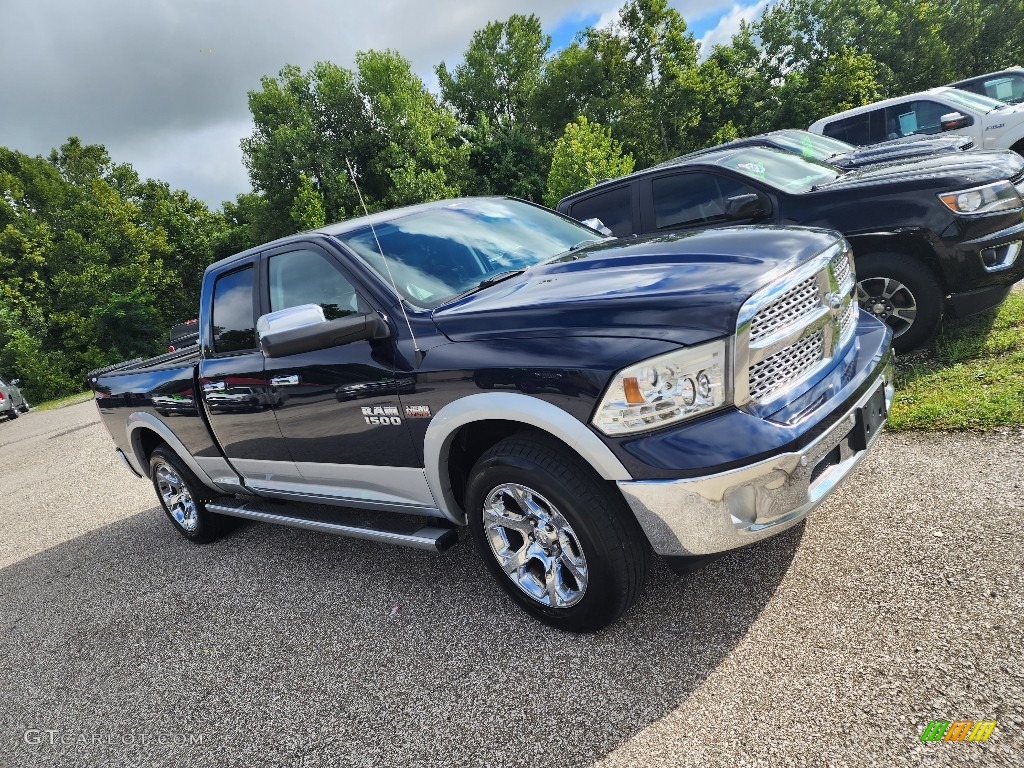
(436, 14), (550, 129)
(545, 117), (634, 207)
(243, 51), (467, 236)
(290, 174), (326, 230)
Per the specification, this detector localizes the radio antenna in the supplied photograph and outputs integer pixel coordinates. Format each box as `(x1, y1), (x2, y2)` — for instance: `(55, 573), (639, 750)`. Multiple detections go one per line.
(345, 157), (423, 367)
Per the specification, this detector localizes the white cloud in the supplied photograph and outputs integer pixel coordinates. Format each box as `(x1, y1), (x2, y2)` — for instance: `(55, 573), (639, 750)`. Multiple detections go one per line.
(698, 1), (770, 58)
(0, 1), (764, 205)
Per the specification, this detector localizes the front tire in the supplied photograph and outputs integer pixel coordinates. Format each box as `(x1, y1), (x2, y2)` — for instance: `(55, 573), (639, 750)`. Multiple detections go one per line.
(855, 251), (943, 353)
(19, 401), (30, 413)
(149, 446), (228, 543)
(466, 435), (649, 632)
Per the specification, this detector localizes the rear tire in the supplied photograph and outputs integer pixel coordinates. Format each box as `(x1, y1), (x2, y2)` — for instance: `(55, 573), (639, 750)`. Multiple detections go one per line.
(149, 446), (228, 544)
(466, 434), (649, 632)
(6, 405), (18, 420)
(855, 251), (943, 353)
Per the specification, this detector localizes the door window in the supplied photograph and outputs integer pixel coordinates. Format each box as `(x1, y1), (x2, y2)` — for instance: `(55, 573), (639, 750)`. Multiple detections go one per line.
(212, 266), (256, 353)
(883, 100), (948, 137)
(268, 249), (367, 319)
(651, 173), (760, 229)
(568, 186), (632, 236)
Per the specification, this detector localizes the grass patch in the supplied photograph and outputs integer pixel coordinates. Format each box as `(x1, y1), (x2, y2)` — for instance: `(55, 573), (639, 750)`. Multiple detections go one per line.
(888, 290), (1024, 431)
(34, 391), (94, 412)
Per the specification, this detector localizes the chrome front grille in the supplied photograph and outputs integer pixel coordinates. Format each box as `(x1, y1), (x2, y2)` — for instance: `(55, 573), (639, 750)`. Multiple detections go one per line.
(831, 250), (852, 288)
(737, 243), (858, 406)
(838, 297), (858, 346)
(749, 276), (819, 342)
(748, 329), (825, 401)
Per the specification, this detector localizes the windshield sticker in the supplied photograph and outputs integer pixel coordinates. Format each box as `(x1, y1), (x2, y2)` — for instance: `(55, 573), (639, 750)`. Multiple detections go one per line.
(800, 136), (815, 158)
(736, 162), (766, 178)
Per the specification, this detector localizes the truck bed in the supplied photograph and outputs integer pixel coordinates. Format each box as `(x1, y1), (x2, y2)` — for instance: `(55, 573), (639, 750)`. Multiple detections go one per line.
(87, 345), (201, 383)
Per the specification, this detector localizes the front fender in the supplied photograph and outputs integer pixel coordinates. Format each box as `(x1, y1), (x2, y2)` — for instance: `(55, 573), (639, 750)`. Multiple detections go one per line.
(423, 392), (632, 523)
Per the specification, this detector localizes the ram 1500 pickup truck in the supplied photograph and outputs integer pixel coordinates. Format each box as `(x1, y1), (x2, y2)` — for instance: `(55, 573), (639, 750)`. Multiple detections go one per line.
(91, 197), (894, 632)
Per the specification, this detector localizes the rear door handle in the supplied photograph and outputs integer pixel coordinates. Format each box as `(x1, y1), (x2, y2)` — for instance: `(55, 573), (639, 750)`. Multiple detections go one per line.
(271, 375), (300, 387)
(202, 381), (225, 392)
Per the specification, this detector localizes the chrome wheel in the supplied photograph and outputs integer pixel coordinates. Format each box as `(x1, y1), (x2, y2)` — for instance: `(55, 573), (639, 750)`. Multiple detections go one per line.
(482, 483), (588, 608)
(857, 276), (918, 338)
(155, 462), (199, 532)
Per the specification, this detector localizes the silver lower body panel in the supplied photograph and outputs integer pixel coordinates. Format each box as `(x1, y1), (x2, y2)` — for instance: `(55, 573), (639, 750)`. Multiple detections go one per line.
(618, 362), (894, 557)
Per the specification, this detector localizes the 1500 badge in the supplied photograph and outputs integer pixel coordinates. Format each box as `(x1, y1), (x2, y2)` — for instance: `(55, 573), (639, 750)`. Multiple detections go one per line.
(361, 404), (432, 425)
(362, 405), (402, 425)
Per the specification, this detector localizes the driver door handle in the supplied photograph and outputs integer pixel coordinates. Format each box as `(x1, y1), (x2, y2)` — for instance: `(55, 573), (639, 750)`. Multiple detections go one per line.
(271, 375), (300, 387)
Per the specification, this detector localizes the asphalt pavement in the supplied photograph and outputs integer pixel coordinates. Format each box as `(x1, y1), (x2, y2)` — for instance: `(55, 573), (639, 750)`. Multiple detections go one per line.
(0, 401), (1020, 767)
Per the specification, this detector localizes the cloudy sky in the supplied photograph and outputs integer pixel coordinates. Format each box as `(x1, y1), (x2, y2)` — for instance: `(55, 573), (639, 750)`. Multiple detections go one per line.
(0, 0), (771, 208)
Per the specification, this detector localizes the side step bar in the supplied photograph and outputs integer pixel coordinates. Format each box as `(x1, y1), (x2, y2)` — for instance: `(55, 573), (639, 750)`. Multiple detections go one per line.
(206, 500), (459, 552)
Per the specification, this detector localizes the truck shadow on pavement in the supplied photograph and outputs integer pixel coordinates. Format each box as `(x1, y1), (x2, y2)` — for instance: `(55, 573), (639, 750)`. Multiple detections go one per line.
(1, 507), (803, 767)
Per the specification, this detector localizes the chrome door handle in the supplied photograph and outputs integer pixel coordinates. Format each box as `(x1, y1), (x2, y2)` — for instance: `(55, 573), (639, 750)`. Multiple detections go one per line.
(271, 375), (300, 386)
(202, 381), (225, 392)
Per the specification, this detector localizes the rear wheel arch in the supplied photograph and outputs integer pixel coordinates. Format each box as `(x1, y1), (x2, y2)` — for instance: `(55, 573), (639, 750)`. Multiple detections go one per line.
(125, 413), (222, 494)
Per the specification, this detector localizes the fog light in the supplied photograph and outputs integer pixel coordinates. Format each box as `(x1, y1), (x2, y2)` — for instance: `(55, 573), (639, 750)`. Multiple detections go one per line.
(980, 241), (1021, 272)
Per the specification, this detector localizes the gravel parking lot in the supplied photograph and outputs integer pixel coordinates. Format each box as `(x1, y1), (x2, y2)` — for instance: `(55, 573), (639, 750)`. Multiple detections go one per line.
(1, 400), (1021, 767)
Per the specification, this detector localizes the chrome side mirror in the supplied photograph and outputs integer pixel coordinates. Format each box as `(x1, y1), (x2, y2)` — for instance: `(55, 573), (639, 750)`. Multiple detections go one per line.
(257, 303), (389, 358)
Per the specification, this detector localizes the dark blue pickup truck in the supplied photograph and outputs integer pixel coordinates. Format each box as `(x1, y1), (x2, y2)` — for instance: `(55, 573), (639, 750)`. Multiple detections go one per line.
(91, 197), (893, 632)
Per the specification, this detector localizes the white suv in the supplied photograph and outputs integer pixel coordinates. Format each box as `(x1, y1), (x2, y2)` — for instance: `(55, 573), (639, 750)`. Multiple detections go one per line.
(808, 86), (1024, 155)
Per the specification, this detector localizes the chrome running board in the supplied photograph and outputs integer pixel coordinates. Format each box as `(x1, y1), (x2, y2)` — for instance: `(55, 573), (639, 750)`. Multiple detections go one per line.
(206, 499), (458, 552)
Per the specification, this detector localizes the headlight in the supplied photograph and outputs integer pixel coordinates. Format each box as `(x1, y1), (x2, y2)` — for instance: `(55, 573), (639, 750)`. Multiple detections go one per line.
(592, 340), (728, 436)
(938, 180), (1021, 215)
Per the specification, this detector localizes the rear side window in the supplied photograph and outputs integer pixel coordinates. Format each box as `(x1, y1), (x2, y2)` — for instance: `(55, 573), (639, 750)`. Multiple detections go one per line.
(212, 266), (256, 353)
(569, 186), (633, 236)
(821, 108), (887, 146)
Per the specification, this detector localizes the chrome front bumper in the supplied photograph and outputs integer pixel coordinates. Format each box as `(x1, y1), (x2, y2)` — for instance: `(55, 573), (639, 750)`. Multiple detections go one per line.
(617, 357), (895, 557)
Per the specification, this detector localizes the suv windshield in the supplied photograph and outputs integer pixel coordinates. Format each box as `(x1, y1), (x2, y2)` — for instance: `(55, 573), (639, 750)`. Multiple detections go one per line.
(334, 199), (604, 308)
(941, 88), (1007, 113)
(714, 147), (841, 193)
(771, 130), (853, 162)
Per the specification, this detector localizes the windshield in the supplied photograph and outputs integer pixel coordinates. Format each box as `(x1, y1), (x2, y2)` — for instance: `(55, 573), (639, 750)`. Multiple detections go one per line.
(715, 147), (841, 193)
(941, 88), (1007, 113)
(770, 130), (853, 162)
(334, 199), (605, 308)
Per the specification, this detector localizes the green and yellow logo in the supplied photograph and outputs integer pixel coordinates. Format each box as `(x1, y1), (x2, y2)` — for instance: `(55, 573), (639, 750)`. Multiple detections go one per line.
(920, 720), (997, 742)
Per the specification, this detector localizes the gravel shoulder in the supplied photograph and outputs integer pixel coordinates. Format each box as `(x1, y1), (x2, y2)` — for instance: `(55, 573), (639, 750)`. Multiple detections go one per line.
(0, 401), (1021, 767)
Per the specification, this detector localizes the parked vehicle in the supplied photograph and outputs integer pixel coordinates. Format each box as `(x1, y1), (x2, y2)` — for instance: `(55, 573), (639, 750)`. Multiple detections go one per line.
(89, 197), (893, 632)
(557, 147), (1024, 351)
(808, 86), (1024, 155)
(168, 319), (199, 352)
(660, 129), (972, 171)
(950, 67), (1024, 105)
(0, 375), (29, 420)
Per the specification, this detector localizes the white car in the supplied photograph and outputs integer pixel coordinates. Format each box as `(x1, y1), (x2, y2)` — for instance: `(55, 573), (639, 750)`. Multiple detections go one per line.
(808, 86), (1024, 155)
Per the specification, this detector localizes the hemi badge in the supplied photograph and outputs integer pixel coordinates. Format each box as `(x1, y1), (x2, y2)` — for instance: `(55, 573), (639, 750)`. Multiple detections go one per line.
(404, 405), (432, 419)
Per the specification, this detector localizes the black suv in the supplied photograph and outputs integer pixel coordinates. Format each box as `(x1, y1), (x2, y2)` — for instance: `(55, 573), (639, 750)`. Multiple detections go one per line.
(557, 147), (1024, 350)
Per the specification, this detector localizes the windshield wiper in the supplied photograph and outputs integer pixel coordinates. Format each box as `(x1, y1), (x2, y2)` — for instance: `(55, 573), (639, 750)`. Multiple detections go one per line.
(476, 269), (527, 289)
(441, 269), (528, 305)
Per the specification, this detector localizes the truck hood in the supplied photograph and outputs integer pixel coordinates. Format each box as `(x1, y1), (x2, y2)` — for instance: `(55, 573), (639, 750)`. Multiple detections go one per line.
(431, 226), (842, 345)
(831, 135), (972, 169)
(814, 149), (1024, 192)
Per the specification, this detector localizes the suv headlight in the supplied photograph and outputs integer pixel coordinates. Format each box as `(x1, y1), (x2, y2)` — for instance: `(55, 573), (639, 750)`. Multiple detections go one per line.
(592, 340), (728, 436)
(938, 180), (1021, 215)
